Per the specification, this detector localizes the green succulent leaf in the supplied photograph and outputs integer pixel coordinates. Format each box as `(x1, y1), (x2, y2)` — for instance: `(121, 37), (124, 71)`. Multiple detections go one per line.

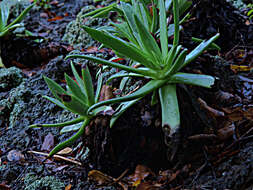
(70, 62), (89, 103)
(48, 118), (91, 157)
(159, 0), (168, 57)
(134, 14), (162, 64)
(66, 54), (156, 77)
(29, 117), (84, 128)
(0, 1), (11, 31)
(164, 48), (187, 76)
(169, 72), (215, 88)
(192, 37), (221, 51)
(184, 33), (220, 67)
(82, 65), (95, 106)
(111, 22), (138, 45)
(64, 73), (87, 104)
(83, 3), (117, 18)
(81, 26), (159, 70)
(60, 94), (89, 116)
(159, 84), (179, 136)
(88, 79), (167, 112)
(43, 96), (67, 110)
(95, 74), (103, 103)
(121, 2), (139, 42)
(5, 3), (34, 29)
(110, 98), (140, 127)
(151, 3), (158, 33)
(107, 72), (144, 84)
(43, 76), (67, 101)
(60, 122), (83, 134)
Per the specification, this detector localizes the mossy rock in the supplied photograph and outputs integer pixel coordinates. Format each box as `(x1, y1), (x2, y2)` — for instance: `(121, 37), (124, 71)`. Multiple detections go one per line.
(62, 5), (108, 49)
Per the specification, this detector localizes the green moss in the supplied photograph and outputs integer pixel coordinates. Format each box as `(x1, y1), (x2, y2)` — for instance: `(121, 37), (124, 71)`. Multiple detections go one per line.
(0, 67), (24, 91)
(227, 0), (247, 9)
(24, 173), (65, 190)
(62, 5), (107, 49)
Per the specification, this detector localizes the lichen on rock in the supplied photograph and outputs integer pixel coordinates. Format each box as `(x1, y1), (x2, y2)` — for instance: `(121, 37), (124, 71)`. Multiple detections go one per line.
(62, 5), (108, 49)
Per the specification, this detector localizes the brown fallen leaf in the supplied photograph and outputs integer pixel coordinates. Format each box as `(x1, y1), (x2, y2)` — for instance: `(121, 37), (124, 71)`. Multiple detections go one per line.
(99, 85), (114, 102)
(230, 64), (252, 72)
(217, 123), (235, 141)
(27, 150), (82, 166)
(7, 150), (25, 162)
(0, 183), (11, 190)
(198, 98), (225, 117)
(41, 133), (54, 152)
(88, 170), (114, 185)
(48, 15), (63, 22)
(65, 184), (72, 190)
(57, 147), (72, 155)
(128, 165), (155, 187)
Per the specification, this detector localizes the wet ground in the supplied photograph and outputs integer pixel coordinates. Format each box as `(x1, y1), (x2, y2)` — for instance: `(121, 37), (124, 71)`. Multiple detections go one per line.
(0, 0), (253, 189)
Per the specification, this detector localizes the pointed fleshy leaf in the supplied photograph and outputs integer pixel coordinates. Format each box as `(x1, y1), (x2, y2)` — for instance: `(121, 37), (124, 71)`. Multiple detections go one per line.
(88, 79), (167, 113)
(60, 122), (83, 134)
(83, 3), (117, 18)
(60, 94), (89, 116)
(70, 62), (89, 103)
(0, 1), (10, 30)
(134, 15), (162, 62)
(107, 72), (143, 84)
(192, 37), (221, 51)
(43, 96), (67, 110)
(159, 84), (179, 136)
(66, 54), (157, 78)
(6, 3), (34, 29)
(95, 74), (103, 103)
(110, 98), (140, 127)
(82, 26), (159, 70)
(151, 3), (158, 33)
(82, 64), (95, 106)
(29, 117), (84, 128)
(65, 73), (87, 104)
(111, 22), (138, 45)
(184, 33), (220, 66)
(164, 49), (187, 76)
(169, 72), (215, 88)
(121, 2), (140, 42)
(43, 76), (67, 101)
(159, 0), (168, 57)
(49, 118), (91, 157)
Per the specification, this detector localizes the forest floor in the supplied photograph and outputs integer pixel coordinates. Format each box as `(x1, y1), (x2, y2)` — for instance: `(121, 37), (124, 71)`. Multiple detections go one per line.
(0, 0), (253, 189)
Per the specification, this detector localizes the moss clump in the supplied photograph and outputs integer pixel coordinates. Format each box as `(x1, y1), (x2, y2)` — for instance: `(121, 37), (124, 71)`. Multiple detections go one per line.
(24, 173), (65, 190)
(0, 67), (24, 91)
(62, 5), (107, 49)
(227, 0), (247, 9)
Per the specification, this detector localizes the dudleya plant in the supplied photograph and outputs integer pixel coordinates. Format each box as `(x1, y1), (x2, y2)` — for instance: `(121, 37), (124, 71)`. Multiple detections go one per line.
(29, 63), (107, 157)
(0, 0), (34, 67)
(66, 0), (220, 136)
(0, 0), (34, 37)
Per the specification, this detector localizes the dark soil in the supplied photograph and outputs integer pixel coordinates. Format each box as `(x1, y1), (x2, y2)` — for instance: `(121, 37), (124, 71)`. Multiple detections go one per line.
(0, 0), (253, 189)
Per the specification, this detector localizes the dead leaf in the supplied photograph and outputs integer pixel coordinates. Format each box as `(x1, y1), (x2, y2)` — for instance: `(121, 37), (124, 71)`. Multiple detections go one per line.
(48, 16), (63, 22)
(0, 183), (11, 190)
(217, 123), (235, 141)
(198, 98), (225, 117)
(7, 150), (25, 162)
(28, 151), (82, 165)
(230, 64), (252, 72)
(128, 165), (154, 187)
(99, 85), (114, 102)
(65, 184), (72, 190)
(52, 165), (68, 172)
(57, 147), (72, 155)
(41, 133), (54, 151)
(88, 170), (114, 185)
